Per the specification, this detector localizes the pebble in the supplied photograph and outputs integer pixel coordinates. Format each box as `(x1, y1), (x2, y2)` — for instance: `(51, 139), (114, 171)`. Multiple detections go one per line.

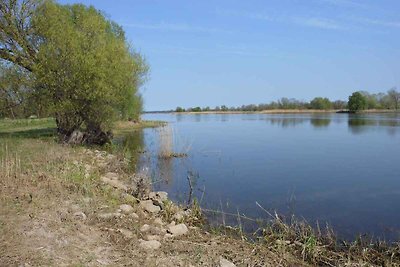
(219, 257), (236, 267)
(118, 228), (134, 239)
(119, 204), (134, 214)
(139, 240), (161, 250)
(167, 223), (188, 237)
(140, 200), (161, 213)
(140, 224), (151, 232)
(73, 211), (87, 221)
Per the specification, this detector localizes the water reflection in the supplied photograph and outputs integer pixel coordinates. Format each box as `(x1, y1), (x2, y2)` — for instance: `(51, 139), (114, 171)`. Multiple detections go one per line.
(310, 118), (331, 128)
(116, 113), (400, 241)
(113, 129), (144, 171)
(348, 115), (400, 135)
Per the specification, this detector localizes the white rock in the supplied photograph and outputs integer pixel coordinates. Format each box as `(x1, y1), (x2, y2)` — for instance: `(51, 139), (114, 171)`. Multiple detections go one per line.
(140, 200), (161, 213)
(130, 212), (139, 220)
(167, 223), (188, 237)
(98, 212), (122, 220)
(118, 228), (134, 239)
(140, 224), (151, 232)
(119, 204), (134, 214)
(105, 172), (119, 180)
(219, 257), (236, 267)
(73, 211), (87, 221)
(153, 218), (164, 226)
(149, 191), (168, 202)
(172, 211), (185, 221)
(145, 235), (161, 241)
(139, 240), (161, 250)
(100, 177), (128, 191)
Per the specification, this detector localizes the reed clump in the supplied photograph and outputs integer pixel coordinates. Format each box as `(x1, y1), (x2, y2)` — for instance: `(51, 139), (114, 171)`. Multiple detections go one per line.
(259, 213), (400, 266)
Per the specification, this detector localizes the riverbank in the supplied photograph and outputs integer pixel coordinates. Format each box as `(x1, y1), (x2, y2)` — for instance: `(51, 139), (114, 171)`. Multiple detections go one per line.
(148, 109), (399, 115)
(1, 118), (399, 266)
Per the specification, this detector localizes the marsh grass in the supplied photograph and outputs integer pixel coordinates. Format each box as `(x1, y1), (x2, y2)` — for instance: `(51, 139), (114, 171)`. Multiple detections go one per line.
(157, 125), (189, 159)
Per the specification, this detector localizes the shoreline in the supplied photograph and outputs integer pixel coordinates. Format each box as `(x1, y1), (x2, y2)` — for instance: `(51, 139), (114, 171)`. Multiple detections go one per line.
(1, 118), (400, 266)
(146, 109), (399, 115)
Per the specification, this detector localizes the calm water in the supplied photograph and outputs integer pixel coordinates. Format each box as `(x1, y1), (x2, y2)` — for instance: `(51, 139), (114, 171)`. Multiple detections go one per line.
(121, 113), (400, 240)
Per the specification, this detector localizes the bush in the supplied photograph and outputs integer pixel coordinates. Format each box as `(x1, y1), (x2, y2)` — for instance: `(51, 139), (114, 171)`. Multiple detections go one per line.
(348, 92), (368, 112)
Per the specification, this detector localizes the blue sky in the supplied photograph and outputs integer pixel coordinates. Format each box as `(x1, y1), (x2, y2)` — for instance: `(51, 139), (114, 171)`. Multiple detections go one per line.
(60, 0), (400, 111)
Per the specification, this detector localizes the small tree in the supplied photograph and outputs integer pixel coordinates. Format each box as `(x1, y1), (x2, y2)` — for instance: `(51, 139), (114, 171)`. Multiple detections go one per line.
(310, 97), (332, 110)
(348, 92), (367, 112)
(387, 88), (400, 110)
(0, 1), (148, 144)
(175, 107), (185, 112)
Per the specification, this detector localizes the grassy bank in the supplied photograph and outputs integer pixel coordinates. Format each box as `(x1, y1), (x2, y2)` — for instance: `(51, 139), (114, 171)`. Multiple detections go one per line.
(1, 118), (399, 266)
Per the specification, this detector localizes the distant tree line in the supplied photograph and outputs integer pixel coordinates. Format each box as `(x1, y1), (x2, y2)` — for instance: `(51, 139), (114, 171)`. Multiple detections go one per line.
(175, 89), (400, 113)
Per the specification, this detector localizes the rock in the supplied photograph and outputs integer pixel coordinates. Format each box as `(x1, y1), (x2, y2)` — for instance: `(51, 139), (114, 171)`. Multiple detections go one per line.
(105, 172), (119, 180)
(140, 224), (151, 232)
(167, 221), (176, 228)
(73, 211), (87, 221)
(149, 191), (168, 207)
(100, 177), (128, 191)
(167, 223), (188, 237)
(140, 200), (161, 213)
(164, 233), (173, 239)
(119, 204), (134, 214)
(153, 218), (164, 226)
(172, 211), (185, 221)
(219, 257), (236, 267)
(122, 193), (139, 204)
(139, 240), (161, 251)
(149, 226), (166, 236)
(130, 212), (139, 220)
(118, 228), (134, 239)
(98, 212), (122, 220)
(145, 235), (161, 241)
(67, 130), (85, 144)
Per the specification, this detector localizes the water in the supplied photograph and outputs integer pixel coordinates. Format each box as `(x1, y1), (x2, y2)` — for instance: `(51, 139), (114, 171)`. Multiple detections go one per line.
(120, 113), (400, 240)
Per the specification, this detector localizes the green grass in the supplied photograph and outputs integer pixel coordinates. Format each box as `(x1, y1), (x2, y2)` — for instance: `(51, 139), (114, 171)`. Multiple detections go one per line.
(0, 118), (56, 139)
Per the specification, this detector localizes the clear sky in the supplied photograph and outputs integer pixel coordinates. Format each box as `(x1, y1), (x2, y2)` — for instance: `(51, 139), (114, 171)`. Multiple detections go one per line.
(60, 0), (400, 111)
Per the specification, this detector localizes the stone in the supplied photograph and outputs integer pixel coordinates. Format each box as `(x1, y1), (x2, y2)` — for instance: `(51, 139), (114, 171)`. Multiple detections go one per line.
(145, 235), (161, 241)
(122, 193), (139, 204)
(98, 212), (122, 220)
(118, 228), (134, 239)
(119, 204), (134, 214)
(149, 191), (168, 207)
(164, 233), (173, 239)
(101, 177), (128, 191)
(140, 224), (151, 232)
(105, 172), (119, 180)
(140, 200), (161, 213)
(219, 257), (236, 267)
(73, 211), (87, 221)
(139, 240), (161, 251)
(172, 211), (185, 221)
(167, 223), (188, 237)
(153, 218), (164, 226)
(149, 226), (166, 236)
(130, 212), (139, 220)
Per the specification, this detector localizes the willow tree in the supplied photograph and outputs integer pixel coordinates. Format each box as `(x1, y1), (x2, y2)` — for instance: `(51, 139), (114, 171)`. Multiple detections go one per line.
(0, 0), (148, 144)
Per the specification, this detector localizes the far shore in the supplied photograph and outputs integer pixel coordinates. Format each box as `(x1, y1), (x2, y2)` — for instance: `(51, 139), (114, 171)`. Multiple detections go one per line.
(146, 109), (399, 115)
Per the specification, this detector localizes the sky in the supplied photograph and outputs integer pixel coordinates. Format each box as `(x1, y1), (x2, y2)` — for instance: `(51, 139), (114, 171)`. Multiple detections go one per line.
(59, 0), (400, 111)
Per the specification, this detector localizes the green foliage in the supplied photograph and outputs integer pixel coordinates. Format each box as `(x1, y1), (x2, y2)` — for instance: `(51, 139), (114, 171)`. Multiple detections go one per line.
(348, 92), (368, 112)
(0, 1), (148, 144)
(387, 88), (400, 110)
(191, 107), (202, 112)
(33, 2), (147, 137)
(309, 97), (333, 110)
(175, 107), (185, 112)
